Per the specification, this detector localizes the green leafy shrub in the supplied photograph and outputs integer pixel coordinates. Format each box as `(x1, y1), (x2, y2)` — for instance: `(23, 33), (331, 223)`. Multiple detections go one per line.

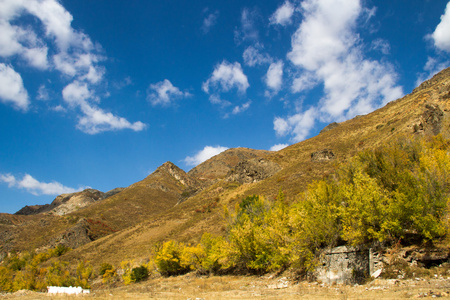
(130, 265), (149, 282)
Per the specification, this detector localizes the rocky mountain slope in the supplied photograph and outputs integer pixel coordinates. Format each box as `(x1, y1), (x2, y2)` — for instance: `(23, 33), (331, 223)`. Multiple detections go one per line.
(1, 66), (450, 267)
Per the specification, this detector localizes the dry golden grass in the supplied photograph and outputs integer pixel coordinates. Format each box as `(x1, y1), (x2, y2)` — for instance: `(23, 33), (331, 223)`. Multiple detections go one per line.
(3, 68), (450, 278)
(4, 276), (450, 299)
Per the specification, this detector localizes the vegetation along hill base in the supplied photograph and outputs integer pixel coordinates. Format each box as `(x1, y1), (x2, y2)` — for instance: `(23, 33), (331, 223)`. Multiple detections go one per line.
(2, 67), (450, 296)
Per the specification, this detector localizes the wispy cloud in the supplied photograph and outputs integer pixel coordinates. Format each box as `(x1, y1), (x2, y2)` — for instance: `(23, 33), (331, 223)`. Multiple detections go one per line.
(0, 173), (86, 196)
(276, 0), (403, 142)
(147, 79), (191, 106)
(234, 8), (260, 44)
(232, 101), (251, 115)
(201, 10), (219, 34)
(184, 145), (229, 167)
(243, 44), (272, 67)
(62, 80), (146, 134)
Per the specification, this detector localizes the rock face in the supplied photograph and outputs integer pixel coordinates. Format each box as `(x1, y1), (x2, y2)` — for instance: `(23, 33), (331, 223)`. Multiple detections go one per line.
(420, 104), (445, 135)
(226, 158), (281, 184)
(320, 122), (339, 134)
(188, 148), (272, 182)
(15, 188), (124, 216)
(311, 149), (336, 162)
(51, 217), (116, 249)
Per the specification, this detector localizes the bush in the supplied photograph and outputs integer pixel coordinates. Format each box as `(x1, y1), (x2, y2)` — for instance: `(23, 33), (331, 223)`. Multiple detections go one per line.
(99, 263), (114, 276)
(130, 265), (149, 282)
(154, 241), (190, 276)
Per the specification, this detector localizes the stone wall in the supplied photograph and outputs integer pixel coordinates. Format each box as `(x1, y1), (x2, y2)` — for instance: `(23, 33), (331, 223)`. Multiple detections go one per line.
(315, 246), (371, 285)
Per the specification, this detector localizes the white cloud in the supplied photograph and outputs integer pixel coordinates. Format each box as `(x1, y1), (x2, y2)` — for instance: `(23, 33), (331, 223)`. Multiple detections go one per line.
(77, 103), (147, 135)
(234, 8), (259, 44)
(37, 84), (49, 101)
(243, 45), (272, 66)
(61, 80), (147, 134)
(431, 1), (450, 52)
(184, 145), (229, 166)
(270, 1), (295, 26)
(203, 61), (249, 94)
(147, 79), (191, 106)
(274, 107), (317, 142)
(0, 63), (29, 111)
(0, 173), (84, 196)
(270, 143), (289, 151)
(62, 81), (91, 106)
(292, 72), (318, 93)
(416, 56), (450, 87)
(371, 38), (390, 55)
(201, 10), (219, 34)
(280, 0), (403, 142)
(232, 101), (251, 115)
(265, 61), (284, 93)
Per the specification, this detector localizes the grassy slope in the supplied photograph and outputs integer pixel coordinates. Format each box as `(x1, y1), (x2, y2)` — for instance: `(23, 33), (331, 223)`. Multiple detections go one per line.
(2, 67), (450, 268)
(58, 67), (450, 267)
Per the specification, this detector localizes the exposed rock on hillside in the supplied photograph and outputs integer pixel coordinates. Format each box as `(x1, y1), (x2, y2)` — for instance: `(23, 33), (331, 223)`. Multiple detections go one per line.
(226, 158), (281, 184)
(311, 149), (336, 162)
(420, 104), (445, 135)
(15, 188), (124, 216)
(320, 122), (339, 134)
(188, 148), (271, 182)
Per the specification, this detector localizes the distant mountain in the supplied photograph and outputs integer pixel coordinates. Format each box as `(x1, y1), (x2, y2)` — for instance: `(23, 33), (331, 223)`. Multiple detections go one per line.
(1, 66), (450, 268)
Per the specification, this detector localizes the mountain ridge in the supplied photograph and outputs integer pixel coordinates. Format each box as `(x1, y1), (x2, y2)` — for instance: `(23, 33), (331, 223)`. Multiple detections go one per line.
(1, 66), (450, 268)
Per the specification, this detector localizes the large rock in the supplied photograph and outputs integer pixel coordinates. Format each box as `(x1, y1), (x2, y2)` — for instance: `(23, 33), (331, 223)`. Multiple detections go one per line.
(226, 158), (281, 184)
(311, 149), (336, 162)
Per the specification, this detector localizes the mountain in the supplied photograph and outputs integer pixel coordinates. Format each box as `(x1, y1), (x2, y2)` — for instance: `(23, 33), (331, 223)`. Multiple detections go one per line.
(1, 66), (450, 267)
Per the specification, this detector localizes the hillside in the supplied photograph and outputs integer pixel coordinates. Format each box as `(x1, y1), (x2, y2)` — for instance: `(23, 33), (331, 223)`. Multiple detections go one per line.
(1, 66), (450, 273)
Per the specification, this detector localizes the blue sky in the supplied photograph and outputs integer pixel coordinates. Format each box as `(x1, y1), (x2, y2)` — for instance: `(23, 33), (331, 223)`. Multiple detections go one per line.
(0, 0), (450, 213)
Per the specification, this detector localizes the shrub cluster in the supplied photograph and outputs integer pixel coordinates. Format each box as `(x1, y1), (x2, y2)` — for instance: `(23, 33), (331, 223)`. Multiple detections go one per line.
(153, 135), (450, 275)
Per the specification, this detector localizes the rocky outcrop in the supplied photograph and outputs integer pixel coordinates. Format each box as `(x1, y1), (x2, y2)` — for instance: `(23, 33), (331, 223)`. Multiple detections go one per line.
(226, 158), (281, 184)
(15, 188), (124, 216)
(156, 162), (199, 188)
(320, 122), (339, 134)
(51, 217), (116, 249)
(311, 149), (336, 162)
(420, 104), (444, 135)
(188, 148), (272, 182)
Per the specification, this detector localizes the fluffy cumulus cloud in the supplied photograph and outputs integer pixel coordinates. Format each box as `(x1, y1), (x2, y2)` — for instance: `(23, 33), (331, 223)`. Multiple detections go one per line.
(0, 63), (29, 111)
(431, 1), (450, 52)
(269, 1), (295, 26)
(147, 79), (191, 106)
(274, 107), (317, 142)
(184, 145), (229, 167)
(276, 0), (403, 142)
(0, 173), (84, 196)
(270, 143), (289, 151)
(265, 61), (284, 95)
(0, 0), (145, 134)
(203, 61), (249, 94)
